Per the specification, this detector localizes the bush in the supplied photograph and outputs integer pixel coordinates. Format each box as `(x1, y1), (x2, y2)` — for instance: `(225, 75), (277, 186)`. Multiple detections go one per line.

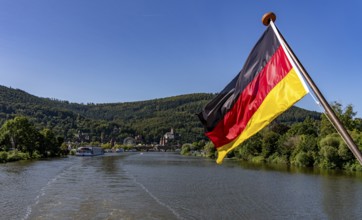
(344, 162), (362, 171)
(0, 150), (41, 163)
(203, 142), (216, 158)
(101, 143), (112, 149)
(319, 145), (339, 169)
(6, 150), (30, 162)
(31, 151), (41, 159)
(319, 134), (344, 169)
(180, 143), (192, 155)
(292, 151), (314, 167)
(69, 149), (76, 156)
(251, 156), (265, 163)
(0, 151), (8, 163)
(268, 153), (289, 165)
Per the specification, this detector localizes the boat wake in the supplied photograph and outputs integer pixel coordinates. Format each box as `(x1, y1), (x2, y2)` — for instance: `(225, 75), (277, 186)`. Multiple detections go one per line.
(126, 170), (184, 220)
(22, 161), (75, 220)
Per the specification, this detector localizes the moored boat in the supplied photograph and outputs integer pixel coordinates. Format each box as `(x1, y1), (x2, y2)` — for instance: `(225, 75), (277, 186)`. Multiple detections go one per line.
(75, 146), (104, 156)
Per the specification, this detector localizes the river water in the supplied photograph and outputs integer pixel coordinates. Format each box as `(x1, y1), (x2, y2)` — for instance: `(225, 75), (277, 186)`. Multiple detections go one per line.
(1, 152), (362, 220)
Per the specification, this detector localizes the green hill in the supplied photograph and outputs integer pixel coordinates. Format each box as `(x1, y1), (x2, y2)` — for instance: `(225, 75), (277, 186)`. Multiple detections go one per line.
(0, 85), (321, 144)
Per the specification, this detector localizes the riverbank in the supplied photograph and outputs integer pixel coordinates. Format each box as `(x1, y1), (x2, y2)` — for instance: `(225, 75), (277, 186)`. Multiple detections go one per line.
(181, 147), (362, 172)
(0, 150), (41, 163)
(0, 150), (67, 163)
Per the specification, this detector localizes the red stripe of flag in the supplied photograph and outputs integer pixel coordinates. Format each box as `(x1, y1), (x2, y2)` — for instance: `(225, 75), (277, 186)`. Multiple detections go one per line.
(206, 45), (292, 148)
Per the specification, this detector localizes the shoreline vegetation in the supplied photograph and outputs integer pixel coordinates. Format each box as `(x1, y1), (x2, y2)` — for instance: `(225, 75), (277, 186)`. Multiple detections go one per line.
(0, 116), (136, 163)
(0, 116), (66, 163)
(1, 83), (362, 172)
(181, 102), (362, 172)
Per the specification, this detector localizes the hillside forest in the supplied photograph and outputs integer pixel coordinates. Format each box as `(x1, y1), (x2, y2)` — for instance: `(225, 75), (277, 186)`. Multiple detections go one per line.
(1, 85), (362, 171)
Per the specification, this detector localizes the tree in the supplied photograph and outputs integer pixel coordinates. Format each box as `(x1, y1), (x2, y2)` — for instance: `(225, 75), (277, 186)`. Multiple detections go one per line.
(261, 131), (280, 158)
(0, 116), (39, 156)
(320, 102), (357, 137)
(286, 117), (319, 137)
(319, 134), (342, 169)
(290, 135), (318, 167)
(39, 128), (60, 157)
(235, 133), (262, 160)
(277, 135), (299, 161)
(340, 104), (357, 131)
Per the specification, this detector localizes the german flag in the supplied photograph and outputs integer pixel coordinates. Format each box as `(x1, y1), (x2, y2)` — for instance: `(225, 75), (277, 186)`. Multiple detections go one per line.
(197, 25), (309, 164)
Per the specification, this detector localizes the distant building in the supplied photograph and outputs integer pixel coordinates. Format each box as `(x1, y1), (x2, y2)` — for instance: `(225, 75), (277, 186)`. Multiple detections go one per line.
(164, 128), (174, 140)
(75, 130), (90, 142)
(160, 128), (174, 146)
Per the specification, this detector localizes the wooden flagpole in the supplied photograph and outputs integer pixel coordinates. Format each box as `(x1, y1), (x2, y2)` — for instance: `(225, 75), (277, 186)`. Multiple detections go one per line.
(262, 12), (362, 165)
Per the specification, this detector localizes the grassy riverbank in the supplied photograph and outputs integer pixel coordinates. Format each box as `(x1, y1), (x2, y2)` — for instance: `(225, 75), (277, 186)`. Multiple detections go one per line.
(0, 150), (41, 163)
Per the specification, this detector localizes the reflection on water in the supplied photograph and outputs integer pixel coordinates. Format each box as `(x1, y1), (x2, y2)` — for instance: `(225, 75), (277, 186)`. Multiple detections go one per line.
(1, 153), (362, 220)
(232, 158), (362, 178)
(229, 159), (362, 220)
(321, 175), (361, 219)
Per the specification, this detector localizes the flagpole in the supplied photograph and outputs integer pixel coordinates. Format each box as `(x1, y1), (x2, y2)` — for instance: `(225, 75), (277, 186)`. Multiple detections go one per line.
(262, 12), (362, 165)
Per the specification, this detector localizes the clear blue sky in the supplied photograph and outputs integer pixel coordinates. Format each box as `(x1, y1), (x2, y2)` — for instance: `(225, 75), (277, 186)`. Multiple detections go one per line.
(1, 1), (362, 116)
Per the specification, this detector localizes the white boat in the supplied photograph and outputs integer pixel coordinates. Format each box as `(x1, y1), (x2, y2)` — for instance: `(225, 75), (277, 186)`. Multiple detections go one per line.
(76, 146), (104, 156)
(116, 148), (124, 153)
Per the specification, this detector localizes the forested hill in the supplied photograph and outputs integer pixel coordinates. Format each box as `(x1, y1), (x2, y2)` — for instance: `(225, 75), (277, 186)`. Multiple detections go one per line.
(0, 85), (321, 144)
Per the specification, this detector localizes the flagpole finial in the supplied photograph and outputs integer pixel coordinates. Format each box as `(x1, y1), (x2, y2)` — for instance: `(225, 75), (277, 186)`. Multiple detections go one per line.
(262, 12), (276, 26)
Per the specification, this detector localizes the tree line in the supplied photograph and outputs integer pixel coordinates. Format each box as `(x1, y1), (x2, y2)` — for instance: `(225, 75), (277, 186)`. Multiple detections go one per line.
(0, 86), (216, 144)
(0, 85), (325, 164)
(181, 103), (362, 171)
(0, 116), (65, 162)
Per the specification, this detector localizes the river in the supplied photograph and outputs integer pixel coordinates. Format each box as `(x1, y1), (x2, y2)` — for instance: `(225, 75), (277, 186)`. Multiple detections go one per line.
(1, 152), (362, 220)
